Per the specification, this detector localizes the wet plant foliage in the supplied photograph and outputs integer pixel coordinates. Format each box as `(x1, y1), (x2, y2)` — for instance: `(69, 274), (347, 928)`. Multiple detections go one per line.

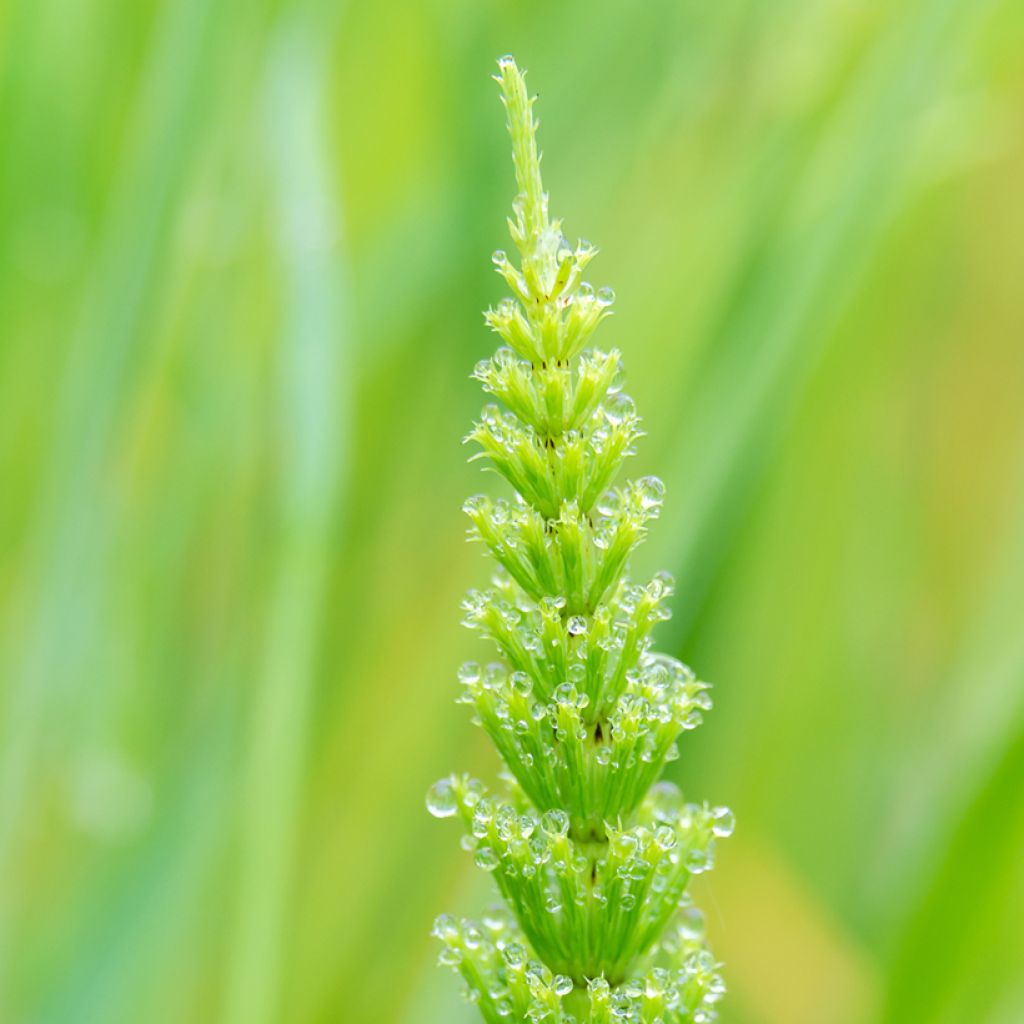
(428, 57), (733, 1024)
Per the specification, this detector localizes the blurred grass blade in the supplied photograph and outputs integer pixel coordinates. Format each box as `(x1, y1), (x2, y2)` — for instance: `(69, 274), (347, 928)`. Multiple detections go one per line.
(0, 0), (231, 1001)
(657, 0), (999, 644)
(222, 10), (350, 1024)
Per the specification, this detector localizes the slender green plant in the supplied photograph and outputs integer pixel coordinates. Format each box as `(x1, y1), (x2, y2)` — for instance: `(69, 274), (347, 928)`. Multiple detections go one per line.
(428, 56), (733, 1024)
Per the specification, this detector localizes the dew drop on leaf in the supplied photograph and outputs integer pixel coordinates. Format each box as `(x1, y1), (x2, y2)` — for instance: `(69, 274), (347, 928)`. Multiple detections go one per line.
(426, 778), (458, 818)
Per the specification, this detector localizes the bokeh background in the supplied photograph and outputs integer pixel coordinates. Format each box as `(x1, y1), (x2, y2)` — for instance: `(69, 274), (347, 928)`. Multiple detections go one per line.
(2, 0), (1023, 1021)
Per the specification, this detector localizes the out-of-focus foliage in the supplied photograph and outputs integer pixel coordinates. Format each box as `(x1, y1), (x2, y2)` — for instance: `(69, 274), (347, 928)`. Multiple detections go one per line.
(0, 1), (1022, 1023)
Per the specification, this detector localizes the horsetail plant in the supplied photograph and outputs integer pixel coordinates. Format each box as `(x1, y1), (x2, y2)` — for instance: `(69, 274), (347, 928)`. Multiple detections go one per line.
(427, 57), (733, 1024)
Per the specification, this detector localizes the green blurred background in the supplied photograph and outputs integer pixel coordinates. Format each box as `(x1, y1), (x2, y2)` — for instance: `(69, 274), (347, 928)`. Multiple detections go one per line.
(2, 0), (1023, 1021)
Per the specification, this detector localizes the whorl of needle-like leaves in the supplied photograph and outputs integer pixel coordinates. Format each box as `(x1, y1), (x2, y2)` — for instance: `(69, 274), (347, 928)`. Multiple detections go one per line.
(427, 56), (732, 1024)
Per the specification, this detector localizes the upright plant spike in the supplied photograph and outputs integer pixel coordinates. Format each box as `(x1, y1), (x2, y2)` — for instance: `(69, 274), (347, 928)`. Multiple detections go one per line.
(427, 56), (733, 1024)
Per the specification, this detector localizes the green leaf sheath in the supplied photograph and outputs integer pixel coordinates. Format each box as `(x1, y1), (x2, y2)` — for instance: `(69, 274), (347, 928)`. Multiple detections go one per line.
(428, 56), (733, 1024)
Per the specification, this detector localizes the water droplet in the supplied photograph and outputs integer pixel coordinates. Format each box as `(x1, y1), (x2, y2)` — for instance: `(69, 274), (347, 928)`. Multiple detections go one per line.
(465, 779), (486, 808)
(482, 908), (507, 933)
(596, 490), (621, 517)
(652, 569), (674, 595)
(426, 778), (458, 818)
(712, 806), (735, 838)
(604, 393), (636, 426)
(648, 780), (683, 820)
(510, 671), (532, 696)
(503, 942), (527, 968)
(552, 683), (583, 709)
(496, 807), (516, 840)
(475, 846), (500, 871)
(553, 975), (573, 996)
(654, 826), (677, 851)
(636, 475), (666, 511)
(498, 55), (515, 69)
(685, 847), (711, 874)
(541, 809), (569, 836)
(458, 662), (481, 685)
(483, 663), (506, 688)
(438, 946), (462, 967)
(432, 913), (459, 940)
(577, 281), (594, 299)
(567, 615), (588, 636)
(523, 632), (543, 655)
(492, 249), (507, 266)
(607, 358), (626, 395)
(596, 286), (615, 306)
